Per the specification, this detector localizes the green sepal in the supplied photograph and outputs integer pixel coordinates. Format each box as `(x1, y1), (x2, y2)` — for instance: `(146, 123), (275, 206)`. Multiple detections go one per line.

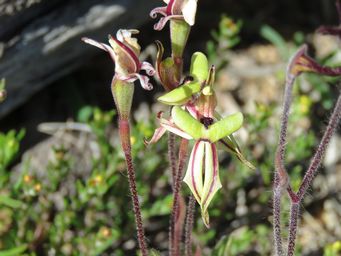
(157, 51), (210, 106)
(190, 52), (209, 82)
(205, 112), (243, 143)
(172, 107), (243, 143)
(171, 106), (203, 139)
(157, 81), (201, 105)
(111, 78), (134, 120)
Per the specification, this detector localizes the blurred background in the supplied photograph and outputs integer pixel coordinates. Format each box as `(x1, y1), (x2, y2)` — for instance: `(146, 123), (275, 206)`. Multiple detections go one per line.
(1, 0), (341, 255)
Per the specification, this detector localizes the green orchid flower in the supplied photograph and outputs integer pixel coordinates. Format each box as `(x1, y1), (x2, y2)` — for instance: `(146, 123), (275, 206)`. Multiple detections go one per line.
(147, 53), (254, 227)
(149, 86), (243, 227)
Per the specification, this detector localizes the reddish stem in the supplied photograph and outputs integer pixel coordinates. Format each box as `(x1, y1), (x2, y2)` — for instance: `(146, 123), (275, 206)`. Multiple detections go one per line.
(168, 132), (177, 190)
(274, 46), (341, 256)
(297, 94), (341, 200)
(119, 119), (148, 256)
(184, 195), (196, 256)
(287, 203), (300, 256)
(169, 138), (189, 256)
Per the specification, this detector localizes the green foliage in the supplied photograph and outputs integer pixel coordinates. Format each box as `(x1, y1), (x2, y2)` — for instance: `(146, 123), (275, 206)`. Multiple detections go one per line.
(0, 106), (171, 255)
(0, 244), (27, 256)
(260, 25), (290, 60)
(206, 15), (242, 70)
(212, 225), (271, 255)
(0, 130), (25, 186)
(324, 241), (341, 256)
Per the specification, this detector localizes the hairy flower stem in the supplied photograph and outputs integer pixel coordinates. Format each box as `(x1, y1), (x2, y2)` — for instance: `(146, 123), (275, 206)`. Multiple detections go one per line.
(287, 203), (300, 256)
(297, 94), (341, 200)
(168, 132), (178, 189)
(184, 195), (196, 256)
(119, 119), (148, 256)
(169, 138), (189, 256)
(274, 52), (341, 255)
(273, 182), (284, 256)
(273, 74), (295, 256)
(286, 94), (341, 256)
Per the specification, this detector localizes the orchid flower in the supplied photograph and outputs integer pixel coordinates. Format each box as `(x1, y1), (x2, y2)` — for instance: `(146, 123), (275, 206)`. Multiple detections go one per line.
(150, 0), (198, 30)
(82, 29), (156, 254)
(150, 85), (243, 228)
(82, 29), (155, 91)
(147, 52), (254, 227)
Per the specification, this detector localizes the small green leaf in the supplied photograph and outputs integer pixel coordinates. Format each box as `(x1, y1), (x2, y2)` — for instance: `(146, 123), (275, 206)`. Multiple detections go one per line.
(171, 106), (203, 139)
(190, 52), (209, 82)
(149, 249), (161, 256)
(0, 245), (27, 256)
(206, 112), (243, 142)
(0, 195), (23, 208)
(157, 81), (201, 105)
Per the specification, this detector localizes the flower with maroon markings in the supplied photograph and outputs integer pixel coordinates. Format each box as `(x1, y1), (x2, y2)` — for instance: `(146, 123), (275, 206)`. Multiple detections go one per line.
(148, 85), (244, 228)
(150, 0), (198, 30)
(82, 29), (155, 90)
(287, 44), (341, 79)
(147, 52), (254, 227)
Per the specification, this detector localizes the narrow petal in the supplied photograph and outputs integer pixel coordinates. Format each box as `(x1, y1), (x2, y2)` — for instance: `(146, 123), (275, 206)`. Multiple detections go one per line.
(183, 141), (205, 204)
(144, 126), (167, 145)
(134, 73), (154, 90)
(140, 61), (156, 76)
(153, 14), (184, 31)
(116, 73), (152, 90)
(201, 143), (221, 228)
(81, 37), (116, 63)
(160, 118), (193, 140)
(182, 0), (197, 26)
(150, 6), (168, 18)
